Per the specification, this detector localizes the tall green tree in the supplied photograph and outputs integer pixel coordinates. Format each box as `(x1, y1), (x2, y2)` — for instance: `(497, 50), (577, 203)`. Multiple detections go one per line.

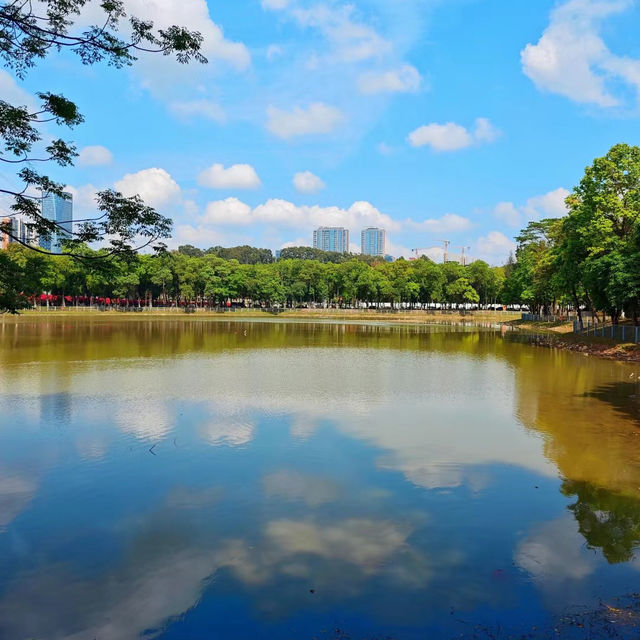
(561, 144), (640, 324)
(504, 220), (561, 314)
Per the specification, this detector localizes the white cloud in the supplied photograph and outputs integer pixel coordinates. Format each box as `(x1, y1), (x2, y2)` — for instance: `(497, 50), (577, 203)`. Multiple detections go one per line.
(77, 145), (113, 167)
(493, 202), (522, 228)
(0, 544), (222, 640)
(262, 0), (290, 9)
(385, 237), (415, 260)
(0, 473), (37, 531)
(0, 70), (35, 108)
(377, 142), (393, 155)
(267, 103), (344, 139)
(280, 237), (308, 249)
(123, 0), (250, 71)
(409, 123), (471, 151)
(172, 223), (245, 249)
(494, 188), (570, 227)
(358, 64), (422, 94)
(473, 117), (501, 143)
(293, 171), (326, 194)
(64, 184), (100, 216)
(521, 0), (640, 107)
(265, 518), (410, 569)
(516, 515), (596, 582)
(114, 168), (181, 208)
(203, 198), (253, 225)
(168, 100), (226, 123)
(524, 188), (571, 219)
(202, 198), (400, 233)
(78, 0), (250, 101)
(117, 400), (173, 440)
(266, 44), (284, 61)
(291, 4), (391, 63)
(263, 470), (338, 506)
(198, 164), (262, 190)
(186, 198), (474, 254)
(408, 213), (472, 234)
(408, 118), (500, 152)
(200, 420), (255, 447)
(475, 231), (516, 264)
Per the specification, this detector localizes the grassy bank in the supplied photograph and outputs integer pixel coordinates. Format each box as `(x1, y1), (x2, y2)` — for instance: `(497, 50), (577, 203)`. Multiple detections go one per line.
(507, 319), (575, 334)
(3, 307), (521, 324)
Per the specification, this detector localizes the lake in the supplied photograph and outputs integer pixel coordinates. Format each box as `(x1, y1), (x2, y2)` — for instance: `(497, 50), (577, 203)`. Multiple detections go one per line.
(1, 317), (640, 639)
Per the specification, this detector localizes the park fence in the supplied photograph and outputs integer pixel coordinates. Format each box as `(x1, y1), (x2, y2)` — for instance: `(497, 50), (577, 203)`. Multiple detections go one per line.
(573, 320), (640, 344)
(521, 313), (570, 323)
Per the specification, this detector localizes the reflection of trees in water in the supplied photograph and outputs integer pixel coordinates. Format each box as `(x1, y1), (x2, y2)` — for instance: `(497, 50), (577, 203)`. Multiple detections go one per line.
(583, 382), (640, 425)
(1, 318), (504, 365)
(509, 340), (640, 495)
(562, 479), (640, 564)
(507, 345), (640, 566)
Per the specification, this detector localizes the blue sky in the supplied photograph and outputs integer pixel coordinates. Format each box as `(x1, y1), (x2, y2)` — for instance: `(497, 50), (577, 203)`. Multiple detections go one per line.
(2, 0), (640, 263)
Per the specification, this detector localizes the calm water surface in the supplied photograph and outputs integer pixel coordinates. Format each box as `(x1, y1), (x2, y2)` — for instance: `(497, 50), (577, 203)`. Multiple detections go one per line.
(1, 317), (640, 639)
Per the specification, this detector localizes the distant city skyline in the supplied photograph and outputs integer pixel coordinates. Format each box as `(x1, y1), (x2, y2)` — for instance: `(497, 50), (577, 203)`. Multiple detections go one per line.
(313, 227), (349, 254)
(2, 192), (76, 253)
(361, 228), (386, 257)
(1, 215), (37, 250)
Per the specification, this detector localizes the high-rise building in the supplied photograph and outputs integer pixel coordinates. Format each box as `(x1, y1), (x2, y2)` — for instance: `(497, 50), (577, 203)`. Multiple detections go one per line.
(1, 215), (35, 250)
(1, 217), (12, 250)
(313, 227), (349, 253)
(40, 191), (73, 253)
(361, 227), (386, 256)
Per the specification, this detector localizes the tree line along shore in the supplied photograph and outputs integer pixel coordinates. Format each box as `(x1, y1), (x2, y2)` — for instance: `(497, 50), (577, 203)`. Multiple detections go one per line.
(0, 243), (506, 311)
(2, 143), (640, 327)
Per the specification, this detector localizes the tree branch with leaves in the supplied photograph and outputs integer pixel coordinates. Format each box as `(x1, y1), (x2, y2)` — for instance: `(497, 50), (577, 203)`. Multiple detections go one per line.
(0, 0), (206, 311)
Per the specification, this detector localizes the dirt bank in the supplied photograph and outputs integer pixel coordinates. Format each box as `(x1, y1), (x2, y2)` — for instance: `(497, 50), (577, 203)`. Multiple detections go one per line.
(511, 324), (640, 363)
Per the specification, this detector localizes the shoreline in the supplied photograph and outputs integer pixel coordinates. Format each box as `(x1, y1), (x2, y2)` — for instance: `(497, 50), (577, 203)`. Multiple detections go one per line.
(508, 320), (640, 363)
(2, 308), (521, 324)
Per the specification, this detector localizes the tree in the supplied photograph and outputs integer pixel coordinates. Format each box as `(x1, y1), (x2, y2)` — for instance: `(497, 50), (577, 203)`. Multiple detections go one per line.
(201, 256), (238, 304)
(445, 277), (479, 305)
(0, 0), (206, 311)
(466, 260), (499, 306)
(0, 249), (27, 311)
(337, 260), (369, 306)
(411, 257), (445, 306)
(503, 220), (561, 314)
(560, 144), (640, 324)
(385, 259), (417, 306)
(178, 245), (205, 258)
(206, 245), (274, 264)
(3, 243), (50, 302)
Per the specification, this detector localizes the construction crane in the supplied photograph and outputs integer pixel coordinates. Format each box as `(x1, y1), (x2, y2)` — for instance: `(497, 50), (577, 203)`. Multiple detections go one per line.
(458, 246), (471, 267)
(411, 248), (431, 260)
(440, 240), (451, 264)
(412, 240), (451, 263)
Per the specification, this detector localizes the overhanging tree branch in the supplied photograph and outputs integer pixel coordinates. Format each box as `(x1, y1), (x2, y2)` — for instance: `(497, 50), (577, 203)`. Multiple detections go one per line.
(0, 0), (207, 311)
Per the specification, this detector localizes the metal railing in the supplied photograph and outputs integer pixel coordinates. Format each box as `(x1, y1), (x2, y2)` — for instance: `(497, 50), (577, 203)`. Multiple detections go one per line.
(521, 313), (570, 323)
(573, 320), (640, 343)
